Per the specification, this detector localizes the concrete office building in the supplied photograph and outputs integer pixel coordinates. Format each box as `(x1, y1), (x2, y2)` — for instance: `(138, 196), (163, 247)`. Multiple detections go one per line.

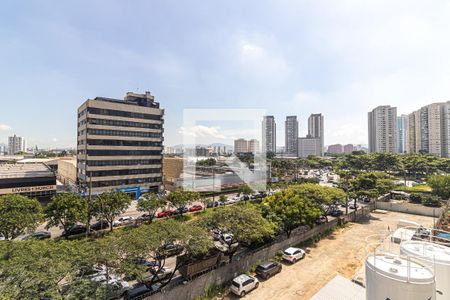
(308, 114), (324, 156)
(298, 137), (322, 157)
(8, 134), (26, 155)
(407, 101), (450, 157)
(285, 116), (299, 155)
(397, 115), (409, 153)
(77, 91), (164, 197)
(368, 106), (397, 153)
(262, 116), (276, 153)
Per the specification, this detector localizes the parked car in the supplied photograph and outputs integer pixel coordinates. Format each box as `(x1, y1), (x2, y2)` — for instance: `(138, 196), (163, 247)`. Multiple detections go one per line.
(255, 261), (282, 279)
(160, 243), (183, 256)
(113, 216), (134, 227)
(137, 213), (154, 221)
(282, 247), (305, 263)
(78, 265), (106, 278)
(315, 216), (327, 224)
(157, 210), (174, 218)
(206, 201), (219, 208)
(230, 274), (259, 297)
(135, 258), (160, 270)
(123, 283), (160, 300)
(329, 209), (343, 217)
(91, 220), (109, 231)
(349, 204), (358, 210)
(223, 199), (235, 205)
(189, 204), (203, 212)
(141, 267), (172, 283)
(221, 233), (234, 244)
(340, 203), (349, 208)
(62, 224), (88, 237)
(22, 231), (51, 240)
(173, 207), (188, 215)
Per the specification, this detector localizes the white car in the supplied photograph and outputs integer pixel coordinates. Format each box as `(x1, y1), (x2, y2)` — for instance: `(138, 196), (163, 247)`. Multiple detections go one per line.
(113, 216), (134, 227)
(221, 233), (234, 244)
(282, 247), (305, 263)
(230, 274), (259, 297)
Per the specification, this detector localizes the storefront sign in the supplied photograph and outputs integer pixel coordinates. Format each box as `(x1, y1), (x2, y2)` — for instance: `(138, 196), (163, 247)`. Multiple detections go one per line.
(0, 185), (56, 195)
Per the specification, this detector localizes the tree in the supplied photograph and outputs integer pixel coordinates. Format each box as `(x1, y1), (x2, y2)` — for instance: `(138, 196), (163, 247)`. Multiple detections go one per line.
(96, 191), (132, 231)
(45, 192), (85, 236)
(137, 193), (165, 223)
(238, 184), (255, 203)
(262, 187), (322, 237)
(0, 195), (43, 240)
(165, 188), (200, 216)
(197, 204), (274, 261)
(218, 194), (228, 205)
(428, 175), (450, 200)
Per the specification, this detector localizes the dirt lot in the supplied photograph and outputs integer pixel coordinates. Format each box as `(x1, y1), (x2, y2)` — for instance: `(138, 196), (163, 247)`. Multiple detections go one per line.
(223, 210), (435, 300)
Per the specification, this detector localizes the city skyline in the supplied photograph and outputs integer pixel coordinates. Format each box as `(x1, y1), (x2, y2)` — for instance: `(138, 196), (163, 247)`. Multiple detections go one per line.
(3, 1), (450, 148)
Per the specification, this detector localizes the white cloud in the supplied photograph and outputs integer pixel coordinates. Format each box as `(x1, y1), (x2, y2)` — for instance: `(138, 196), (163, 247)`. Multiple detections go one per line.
(0, 124), (11, 131)
(178, 125), (226, 140)
(51, 137), (58, 142)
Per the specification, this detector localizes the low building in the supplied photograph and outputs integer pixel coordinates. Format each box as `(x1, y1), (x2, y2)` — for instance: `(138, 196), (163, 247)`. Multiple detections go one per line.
(327, 144), (343, 154)
(343, 144), (354, 154)
(0, 163), (56, 203)
(298, 137), (322, 157)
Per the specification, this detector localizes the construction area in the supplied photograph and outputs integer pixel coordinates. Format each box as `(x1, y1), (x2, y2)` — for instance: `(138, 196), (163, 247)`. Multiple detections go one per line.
(229, 210), (435, 300)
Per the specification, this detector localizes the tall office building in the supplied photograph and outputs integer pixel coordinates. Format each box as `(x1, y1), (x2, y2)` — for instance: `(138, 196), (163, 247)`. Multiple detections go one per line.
(248, 139), (260, 154)
(77, 91), (164, 197)
(298, 137), (321, 157)
(285, 116), (299, 155)
(397, 115), (409, 153)
(8, 134), (26, 155)
(308, 114), (324, 156)
(262, 116), (276, 153)
(368, 106), (397, 153)
(407, 101), (450, 157)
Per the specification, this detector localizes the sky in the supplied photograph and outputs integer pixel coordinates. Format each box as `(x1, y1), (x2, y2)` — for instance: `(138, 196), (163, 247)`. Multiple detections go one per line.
(2, 1), (450, 149)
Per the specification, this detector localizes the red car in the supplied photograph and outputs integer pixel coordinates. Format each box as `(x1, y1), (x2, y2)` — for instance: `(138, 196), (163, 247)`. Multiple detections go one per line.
(188, 205), (203, 212)
(157, 210), (174, 218)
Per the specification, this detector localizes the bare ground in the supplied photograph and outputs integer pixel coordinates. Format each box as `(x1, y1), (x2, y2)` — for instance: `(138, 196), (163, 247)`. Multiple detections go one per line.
(220, 210), (435, 300)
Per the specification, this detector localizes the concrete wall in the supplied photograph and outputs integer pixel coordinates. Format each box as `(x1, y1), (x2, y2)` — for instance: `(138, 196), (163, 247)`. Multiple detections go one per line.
(375, 201), (443, 217)
(147, 204), (375, 300)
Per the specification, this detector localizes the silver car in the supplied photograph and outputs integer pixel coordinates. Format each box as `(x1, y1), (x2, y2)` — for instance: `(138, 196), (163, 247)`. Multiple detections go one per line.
(230, 274), (259, 297)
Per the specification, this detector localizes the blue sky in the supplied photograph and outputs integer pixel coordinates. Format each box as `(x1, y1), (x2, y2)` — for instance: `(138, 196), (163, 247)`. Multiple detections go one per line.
(2, 1), (450, 148)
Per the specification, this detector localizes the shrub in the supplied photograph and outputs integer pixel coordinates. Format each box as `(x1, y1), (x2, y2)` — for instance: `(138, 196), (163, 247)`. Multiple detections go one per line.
(409, 193), (423, 204)
(421, 195), (442, 207)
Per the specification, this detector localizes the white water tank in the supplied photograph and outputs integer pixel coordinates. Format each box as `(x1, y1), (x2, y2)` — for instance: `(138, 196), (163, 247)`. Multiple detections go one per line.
(365, 254), (436, 300)
(401, 241), (450, 299)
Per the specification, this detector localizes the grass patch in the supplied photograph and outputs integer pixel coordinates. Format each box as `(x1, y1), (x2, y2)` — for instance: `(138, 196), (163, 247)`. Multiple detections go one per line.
(195, 283), (227, 300)
(395, 185), (432, 192)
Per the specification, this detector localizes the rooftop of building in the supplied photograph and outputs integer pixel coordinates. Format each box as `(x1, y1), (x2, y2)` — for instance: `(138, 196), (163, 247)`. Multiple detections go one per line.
(0, 163), (54, 179)
(93, 91), (160, 108)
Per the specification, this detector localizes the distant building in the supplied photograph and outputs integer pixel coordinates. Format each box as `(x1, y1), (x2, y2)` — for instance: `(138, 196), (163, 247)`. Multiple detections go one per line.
(0, 163), (56, 203)
(77, 91), (164, 197)
(298, 137), (322, 157)
(234, 138), (259, 154)
(163, 157), (184, 191)
(368, 106), (397, 153)
(195, 146), (208, 157)
(285, 116), (299, 155)
(8, 134), (26, 155)
(327, 144), (343, 154)
(308, 114), (324, 156)
(343, 144), (354, 154)
(262, 116), (276, 153)
(407, 101), (450, 157)
(397, 115), (409, 154)
(234, 139), (248, 154)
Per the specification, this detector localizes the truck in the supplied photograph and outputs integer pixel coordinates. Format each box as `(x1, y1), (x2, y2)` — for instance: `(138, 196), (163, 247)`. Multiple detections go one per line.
(177, 250), (225, 280)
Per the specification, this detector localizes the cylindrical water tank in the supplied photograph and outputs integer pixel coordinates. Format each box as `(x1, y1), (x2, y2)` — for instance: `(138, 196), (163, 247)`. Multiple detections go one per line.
(401, 241), (450, 299)
(365, 254), (436, 300)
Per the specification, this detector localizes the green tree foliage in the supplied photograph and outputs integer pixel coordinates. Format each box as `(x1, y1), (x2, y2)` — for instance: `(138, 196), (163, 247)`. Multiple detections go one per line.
(165, 187), (200, 216)
(421, 195), (442, 207)
(196, 158), (216, 166)
(351, 171), (394, 199)
(45, 193), (85, 235)
(262, 185), (326, 237)
(96, 191), (132, 231)
(136, 193), (165, 223)
(198, 204), (275, 248)
(0, 194), (43, 240)
(428, 175), (450, 200)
